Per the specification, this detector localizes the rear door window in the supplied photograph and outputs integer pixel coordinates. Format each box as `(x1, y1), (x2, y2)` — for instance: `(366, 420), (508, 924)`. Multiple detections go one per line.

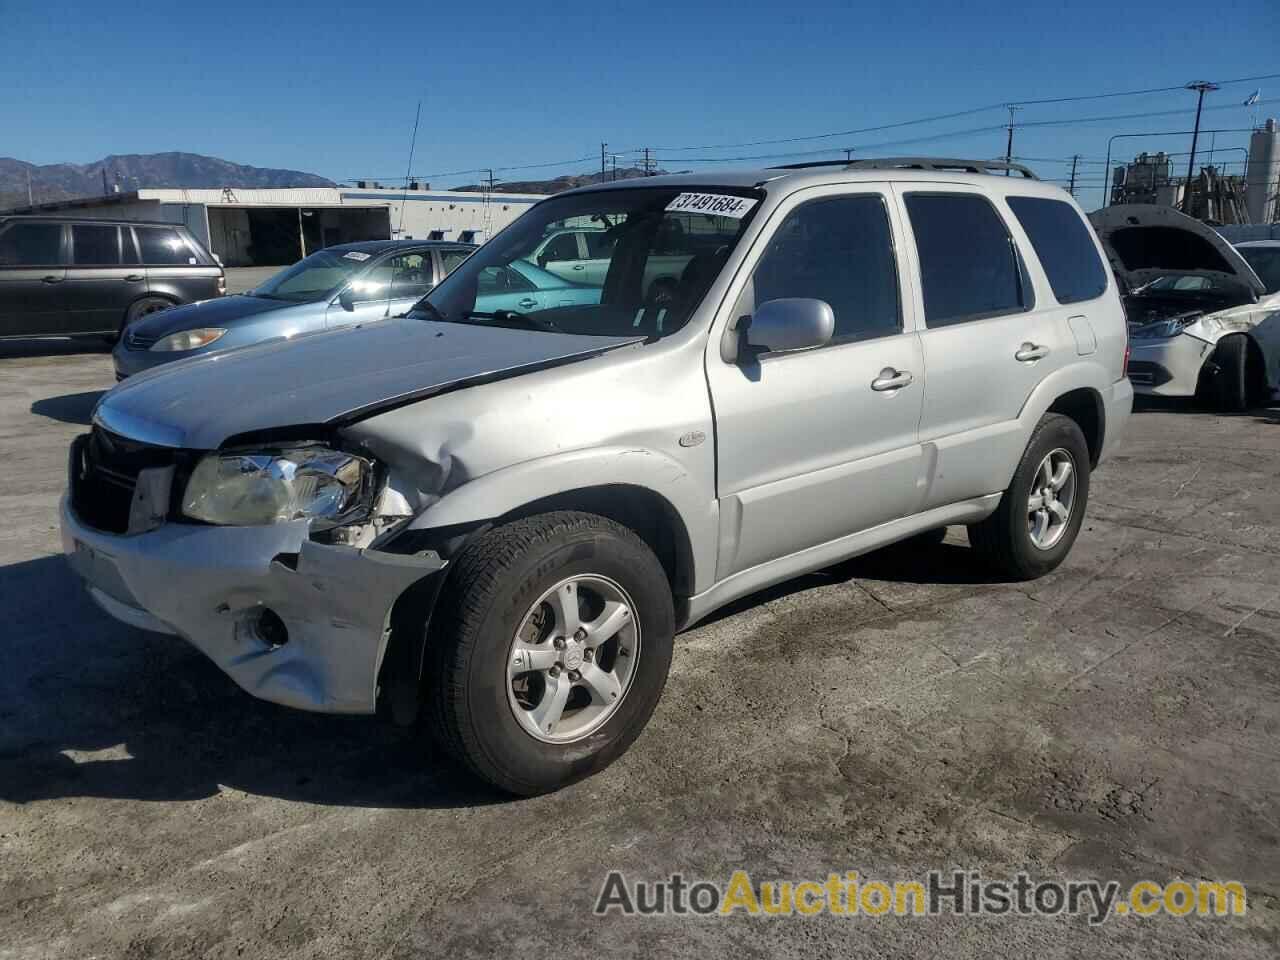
(71, 224), (120, 265)
(136, 226), (195, 265)
(1006, 196), (1108, 304)
(905, 193), (1030, 326)
(0, 222), (64, 266)
(439, 248), (472, 276)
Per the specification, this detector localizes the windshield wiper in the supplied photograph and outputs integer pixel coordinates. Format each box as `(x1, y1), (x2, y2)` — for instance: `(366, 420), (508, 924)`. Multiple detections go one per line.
(465, 310), (562, 333)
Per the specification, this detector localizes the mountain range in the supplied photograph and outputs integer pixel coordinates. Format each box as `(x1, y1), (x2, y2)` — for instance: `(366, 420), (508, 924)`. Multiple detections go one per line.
(0, 152), (335, 208)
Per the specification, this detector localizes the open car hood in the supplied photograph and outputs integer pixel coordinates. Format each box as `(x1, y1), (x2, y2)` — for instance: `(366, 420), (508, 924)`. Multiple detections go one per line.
(1088, 204), (1266, 299)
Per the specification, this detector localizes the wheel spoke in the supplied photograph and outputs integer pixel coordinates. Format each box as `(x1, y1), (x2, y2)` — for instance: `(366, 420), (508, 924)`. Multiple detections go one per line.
(1027, 491), (1045, 512)
(511, 639), (558, 673)
(1030, 508), (1050, 544)
(529, 672), (572, 734)
(583, 600), (631, 648)
(547, 581), (581, 636)
(1049, 459), (1073, 491)
(578, 662), (622, 706)
(1048, 499), (1069, 523)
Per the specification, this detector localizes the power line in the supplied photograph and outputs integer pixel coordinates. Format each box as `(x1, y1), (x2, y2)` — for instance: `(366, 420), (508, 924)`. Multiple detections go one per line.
(615, 71), (1280, 157)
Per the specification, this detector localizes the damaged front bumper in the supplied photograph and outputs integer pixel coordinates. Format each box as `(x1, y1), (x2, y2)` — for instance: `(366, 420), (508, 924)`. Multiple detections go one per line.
(60, 495), (445, 714)
(1127, 333), (1214, 397)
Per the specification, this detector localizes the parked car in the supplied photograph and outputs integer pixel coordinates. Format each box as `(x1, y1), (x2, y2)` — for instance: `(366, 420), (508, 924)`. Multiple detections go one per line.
(1089, 205), (1280, 410)
(528, 222), (709, 302)
(112, 240), (475, 379)
(64, 159), (1131, 795)
(0, 216), (223, 340)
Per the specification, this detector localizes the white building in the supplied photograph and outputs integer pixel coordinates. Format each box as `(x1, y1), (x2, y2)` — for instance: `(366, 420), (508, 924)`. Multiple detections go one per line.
(5, 184), (544, 266)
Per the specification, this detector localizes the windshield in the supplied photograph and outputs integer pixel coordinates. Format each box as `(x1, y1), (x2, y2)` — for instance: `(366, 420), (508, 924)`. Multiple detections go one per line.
(1238, 246), (1280, 295)
(250, 248), (379, 302)
(407, 186), (761, 338)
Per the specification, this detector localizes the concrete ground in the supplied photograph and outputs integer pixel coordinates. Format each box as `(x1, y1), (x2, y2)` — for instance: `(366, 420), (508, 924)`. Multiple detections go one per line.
(1, 341), (1277, 959)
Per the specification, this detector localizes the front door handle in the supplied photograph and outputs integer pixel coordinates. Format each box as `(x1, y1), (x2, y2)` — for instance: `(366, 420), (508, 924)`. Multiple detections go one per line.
(571, 264), (586, 271)
(516, 297), (538, 310)
(42, 275), (63, 284)
(124, 274), (144, 282)
(1015, 342), (1049, 362)
(871, 367), (914, 392)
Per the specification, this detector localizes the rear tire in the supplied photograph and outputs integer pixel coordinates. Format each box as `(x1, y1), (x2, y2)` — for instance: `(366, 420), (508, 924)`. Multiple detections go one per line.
(967, 413), (1090, 581)
(426, 511), (674, 796)
(1210, 334), (1251, 413)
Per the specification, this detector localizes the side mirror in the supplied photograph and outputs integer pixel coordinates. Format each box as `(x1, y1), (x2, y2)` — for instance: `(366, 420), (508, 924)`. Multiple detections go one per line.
(338, 286), (356, 312)
(744, 298), (834, 355)
(537, 254), (549, 268)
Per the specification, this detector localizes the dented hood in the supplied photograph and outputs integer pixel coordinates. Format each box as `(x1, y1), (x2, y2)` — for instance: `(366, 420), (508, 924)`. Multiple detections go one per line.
(94, 317), (641, 449)
(1088, 204), (1266, 298)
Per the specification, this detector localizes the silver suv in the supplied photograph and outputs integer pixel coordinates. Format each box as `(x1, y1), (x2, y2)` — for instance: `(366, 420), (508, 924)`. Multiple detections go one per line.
(62, 158), (1132, 795)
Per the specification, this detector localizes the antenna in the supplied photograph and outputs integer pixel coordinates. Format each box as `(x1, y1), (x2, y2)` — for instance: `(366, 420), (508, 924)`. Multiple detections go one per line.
(396, 100), (423, 237)
(385, 99), (423, 320)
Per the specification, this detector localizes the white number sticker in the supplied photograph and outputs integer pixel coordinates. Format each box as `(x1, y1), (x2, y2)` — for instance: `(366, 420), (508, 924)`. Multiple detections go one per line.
(665, 193), (757, 219)
(343, 251), (372, 261)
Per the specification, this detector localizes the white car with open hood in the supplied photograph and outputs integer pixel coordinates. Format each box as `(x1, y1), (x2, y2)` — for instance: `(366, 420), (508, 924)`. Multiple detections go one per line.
(1090, 205), (1280, 410)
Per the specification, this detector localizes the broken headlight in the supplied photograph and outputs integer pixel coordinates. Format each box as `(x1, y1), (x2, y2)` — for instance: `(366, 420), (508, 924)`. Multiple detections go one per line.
(181, 445), (374, 527)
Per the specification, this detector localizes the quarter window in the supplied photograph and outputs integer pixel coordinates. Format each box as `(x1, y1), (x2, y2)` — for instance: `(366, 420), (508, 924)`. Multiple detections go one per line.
(905, 194), (1029, 326)
(440, 249), (471, 275)
(0, 223), (63, 266)
(1006, 196), (1107, 304)
(749, 195), (901, 343)
(71, 224), (120, 265)
(136, 226), (194, 265)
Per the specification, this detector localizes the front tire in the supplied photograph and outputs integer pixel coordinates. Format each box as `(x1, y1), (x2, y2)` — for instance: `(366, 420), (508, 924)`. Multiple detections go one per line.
(426, 511), (675, 796)
(1209, 334), (1251, 413)
(967, 413), (1091, 580)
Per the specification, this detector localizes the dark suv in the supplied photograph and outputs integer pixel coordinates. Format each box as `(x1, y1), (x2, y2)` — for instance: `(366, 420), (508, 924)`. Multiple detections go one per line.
(0, 216), (224, 340)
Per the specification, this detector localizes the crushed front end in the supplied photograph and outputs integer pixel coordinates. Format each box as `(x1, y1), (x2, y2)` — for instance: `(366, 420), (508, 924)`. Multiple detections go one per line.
(61, 424), (446, 714)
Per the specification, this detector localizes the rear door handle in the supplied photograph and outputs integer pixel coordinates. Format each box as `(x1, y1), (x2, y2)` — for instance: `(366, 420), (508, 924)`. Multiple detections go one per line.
(871, 368), (914, 392)
(124, 274), (144, 282)
(42, 275), (63, 284)
(1015, 342), (1049, 362)
(571, 264), (586, 271)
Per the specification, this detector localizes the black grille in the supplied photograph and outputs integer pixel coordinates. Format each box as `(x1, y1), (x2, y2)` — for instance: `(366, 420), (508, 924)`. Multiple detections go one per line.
(126, 329), (160, 349)
(71, 427), (180, 534)
(1126, 361), (1170, 387)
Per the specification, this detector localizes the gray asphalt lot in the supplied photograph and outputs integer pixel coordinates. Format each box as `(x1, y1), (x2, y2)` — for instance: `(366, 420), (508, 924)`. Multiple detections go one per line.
(1, 339), (1277, 958)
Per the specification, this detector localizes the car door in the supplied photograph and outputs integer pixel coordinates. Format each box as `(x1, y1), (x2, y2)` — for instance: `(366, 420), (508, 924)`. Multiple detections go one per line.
(580, 231), (616, 287)
(535, 231), (588, 284)
(0, 221), (68, 337)
(706, 187), (926, 579)
(63, 223), (146, 334)
(893, 185), (1073, 510)
(475, 264), (545, 312)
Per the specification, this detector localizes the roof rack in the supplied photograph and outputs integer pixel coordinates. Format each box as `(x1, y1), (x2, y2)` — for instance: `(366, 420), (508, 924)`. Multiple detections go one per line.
(770, 157), (1039, 179)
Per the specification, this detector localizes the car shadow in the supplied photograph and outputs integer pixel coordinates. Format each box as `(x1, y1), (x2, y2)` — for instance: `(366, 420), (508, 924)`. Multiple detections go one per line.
(696, 534), (1001, 628)
(0, 554), (504, 809)
(30, 390), (105, 426)
(0, 337), (109, 360)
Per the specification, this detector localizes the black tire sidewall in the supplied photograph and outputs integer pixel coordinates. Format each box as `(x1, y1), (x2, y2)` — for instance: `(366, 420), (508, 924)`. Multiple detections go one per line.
(125, 297), (172, 330)
(1214, 335), (1249, 412)
(453, 521), (673, 794)
(1004, 416), (1091, 577)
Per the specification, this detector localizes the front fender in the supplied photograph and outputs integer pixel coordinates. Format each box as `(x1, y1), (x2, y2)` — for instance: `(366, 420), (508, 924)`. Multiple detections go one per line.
(404, 445), (718, 593)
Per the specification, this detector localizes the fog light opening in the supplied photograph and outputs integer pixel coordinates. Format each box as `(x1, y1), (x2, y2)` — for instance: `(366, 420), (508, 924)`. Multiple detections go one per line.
(249, 607), (289, 649)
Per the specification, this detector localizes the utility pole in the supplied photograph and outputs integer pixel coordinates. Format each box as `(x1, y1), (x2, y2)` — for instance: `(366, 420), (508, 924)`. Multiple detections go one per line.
(26, 167), (33, 207)
(101, 167), (109, 197)
(642, 147), (653, 176)
(1182, 80), (1219, 213)
(843, 147), (854, 162)
(1003, 105), (1021, 175)
(1068, 154), (1080, 197)
(611, 154), (617, 181)
(601, 142), (607, 180)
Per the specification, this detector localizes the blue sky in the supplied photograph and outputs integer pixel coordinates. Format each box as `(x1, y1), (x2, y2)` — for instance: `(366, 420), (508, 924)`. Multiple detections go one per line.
(1, 0), (1276, 208)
